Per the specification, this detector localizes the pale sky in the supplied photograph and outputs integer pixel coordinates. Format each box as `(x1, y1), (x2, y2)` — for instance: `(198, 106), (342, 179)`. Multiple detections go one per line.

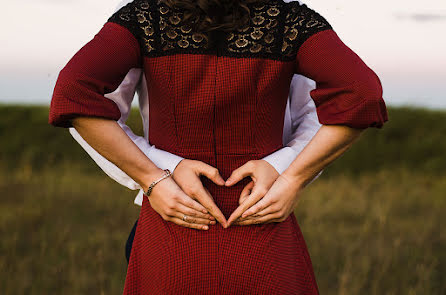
(0, 0), (445, 108)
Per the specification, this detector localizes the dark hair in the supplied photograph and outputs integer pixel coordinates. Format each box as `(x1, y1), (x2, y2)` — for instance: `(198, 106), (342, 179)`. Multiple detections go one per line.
(160, 0), (270, 32)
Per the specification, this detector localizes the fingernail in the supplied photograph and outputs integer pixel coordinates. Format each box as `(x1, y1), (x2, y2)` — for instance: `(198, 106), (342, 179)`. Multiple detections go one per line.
(202, 209), (208, 214)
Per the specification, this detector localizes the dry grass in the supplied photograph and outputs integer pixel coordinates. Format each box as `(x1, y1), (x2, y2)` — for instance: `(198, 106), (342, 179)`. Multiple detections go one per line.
(299, 167), (445, 295)
(0, 165), (444, 294)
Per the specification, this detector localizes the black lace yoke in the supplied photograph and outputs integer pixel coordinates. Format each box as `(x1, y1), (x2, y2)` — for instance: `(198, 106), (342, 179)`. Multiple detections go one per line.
(108, 0), (332, 62)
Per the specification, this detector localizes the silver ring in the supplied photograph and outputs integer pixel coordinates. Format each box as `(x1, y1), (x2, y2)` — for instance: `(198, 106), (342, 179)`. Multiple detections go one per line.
(182, 214), (188, 222)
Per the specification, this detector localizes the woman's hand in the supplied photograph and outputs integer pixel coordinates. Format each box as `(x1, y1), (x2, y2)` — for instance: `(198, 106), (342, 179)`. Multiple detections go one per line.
(230, 173), (303, 226)
(145, 168), (222, 230)
(171, 159), (228, 228)
(224, 160), (280, 226)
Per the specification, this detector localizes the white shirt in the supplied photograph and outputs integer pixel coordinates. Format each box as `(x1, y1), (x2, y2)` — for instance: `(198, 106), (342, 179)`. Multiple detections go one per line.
(69, 0), (323, 206)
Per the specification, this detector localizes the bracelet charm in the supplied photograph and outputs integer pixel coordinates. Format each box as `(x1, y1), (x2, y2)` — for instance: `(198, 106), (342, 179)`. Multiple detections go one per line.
(144, 169), (172, 197)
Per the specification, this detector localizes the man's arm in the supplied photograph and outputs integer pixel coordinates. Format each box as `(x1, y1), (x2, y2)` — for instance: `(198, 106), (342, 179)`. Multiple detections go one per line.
(262, 74), (323, 184)
(69, 68), (185, 205)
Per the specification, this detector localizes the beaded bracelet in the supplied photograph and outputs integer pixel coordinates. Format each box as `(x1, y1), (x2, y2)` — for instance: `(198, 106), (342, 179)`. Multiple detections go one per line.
(143, 169), (172, 197)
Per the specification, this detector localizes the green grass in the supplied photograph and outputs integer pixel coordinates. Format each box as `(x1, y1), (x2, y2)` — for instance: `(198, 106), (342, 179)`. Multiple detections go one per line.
(0, 104), (445, 294)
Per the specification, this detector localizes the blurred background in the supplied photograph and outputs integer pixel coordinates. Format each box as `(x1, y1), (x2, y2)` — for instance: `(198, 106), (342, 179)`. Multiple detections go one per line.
(0, 0), (445, 294)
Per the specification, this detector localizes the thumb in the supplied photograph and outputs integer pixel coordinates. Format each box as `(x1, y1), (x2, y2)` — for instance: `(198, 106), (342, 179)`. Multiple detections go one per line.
(225, 162), (253, 186)
(196, 162), (225, 186)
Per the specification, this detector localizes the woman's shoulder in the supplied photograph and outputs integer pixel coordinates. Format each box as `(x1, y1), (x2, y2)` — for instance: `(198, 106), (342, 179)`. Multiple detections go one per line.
(107, 0), (150, 29)
(281, 0), (333, 54)
(107, 0), (158, 50)
(281, 0), (333, 38)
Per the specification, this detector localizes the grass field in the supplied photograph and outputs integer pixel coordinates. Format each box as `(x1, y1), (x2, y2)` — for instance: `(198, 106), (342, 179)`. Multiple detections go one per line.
(0, 104), (445, 294)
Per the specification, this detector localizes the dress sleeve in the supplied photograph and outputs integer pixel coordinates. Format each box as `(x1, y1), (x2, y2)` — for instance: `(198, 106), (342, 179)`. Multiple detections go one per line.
(48, 4), (143, 128)
(291, 4), (389, 129)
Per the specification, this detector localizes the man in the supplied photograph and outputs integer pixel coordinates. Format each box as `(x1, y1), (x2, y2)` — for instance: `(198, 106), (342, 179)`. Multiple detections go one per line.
(69, 0), (324, 263)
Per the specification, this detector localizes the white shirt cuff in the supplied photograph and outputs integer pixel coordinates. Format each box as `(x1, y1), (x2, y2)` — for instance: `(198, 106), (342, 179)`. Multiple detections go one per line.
(261, 147), (297, 175)
(147, 147), (184, 173)
(261, 146), (324, 184)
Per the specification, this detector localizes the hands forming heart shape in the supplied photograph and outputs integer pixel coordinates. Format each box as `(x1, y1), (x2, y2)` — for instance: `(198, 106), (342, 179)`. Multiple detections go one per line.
(147, 158), (303, 230)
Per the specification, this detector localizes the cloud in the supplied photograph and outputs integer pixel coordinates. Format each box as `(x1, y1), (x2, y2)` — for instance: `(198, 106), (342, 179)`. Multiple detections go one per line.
(394, 12), (446, 23)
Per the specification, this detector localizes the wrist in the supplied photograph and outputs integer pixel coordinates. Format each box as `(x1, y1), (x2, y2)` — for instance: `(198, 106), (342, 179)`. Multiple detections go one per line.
(280, 171), (308, 190)
(174, 158), (186, 171)
(140, 168), (166, 193)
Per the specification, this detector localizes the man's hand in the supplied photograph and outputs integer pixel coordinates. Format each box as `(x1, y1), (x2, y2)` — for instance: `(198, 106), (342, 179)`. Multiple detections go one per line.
(146, 169), (217, 231)
(224, 160), (280, 227)
(172, 159), (228, 228)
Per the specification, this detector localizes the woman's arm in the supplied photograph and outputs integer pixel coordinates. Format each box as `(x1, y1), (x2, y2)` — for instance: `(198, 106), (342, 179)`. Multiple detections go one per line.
(283, 25), (388, 186)
(226, 3), (388, 226)
(282, 125), (363, 188)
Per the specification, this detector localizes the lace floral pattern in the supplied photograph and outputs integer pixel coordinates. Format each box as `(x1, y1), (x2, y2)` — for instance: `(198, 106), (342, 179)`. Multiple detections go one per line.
(281, 2), (333, 58)
(108, 0), (157, 53)
(157, 0), (212, 53)
(226, 1), (282, 57)
(108, 0), (333, 61)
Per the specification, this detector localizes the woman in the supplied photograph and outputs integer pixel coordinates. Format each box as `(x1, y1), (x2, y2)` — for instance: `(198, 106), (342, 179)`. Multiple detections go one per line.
(48, 0), (388, 293)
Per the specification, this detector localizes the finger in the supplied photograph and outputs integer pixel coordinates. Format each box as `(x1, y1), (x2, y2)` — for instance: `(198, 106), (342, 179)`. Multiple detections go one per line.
(176, 202), (215, 220)
(168, 216), (211, 230)
(170, 209), (216, 225)
(225, 161), (254, 186)
(194, 186), (228, 228)
(203, 186), (221, 221)
(227, 185), (267, 226)
(241, 196), (275, 218)
(239, 181), (254, 205)
(164, 205), (216, 226)
(234, 213), (282, 225)
(178, 193), (214, 217)
(248, 202), (280, 218)
(195, 162), (225, 186)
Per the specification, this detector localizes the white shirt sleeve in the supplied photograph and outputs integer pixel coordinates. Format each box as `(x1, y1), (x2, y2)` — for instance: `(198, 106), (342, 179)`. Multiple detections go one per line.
(261, 74), (324, 184)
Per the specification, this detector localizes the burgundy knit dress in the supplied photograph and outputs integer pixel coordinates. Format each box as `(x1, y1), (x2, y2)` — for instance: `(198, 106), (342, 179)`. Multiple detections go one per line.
(48, 0), (388, 293)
